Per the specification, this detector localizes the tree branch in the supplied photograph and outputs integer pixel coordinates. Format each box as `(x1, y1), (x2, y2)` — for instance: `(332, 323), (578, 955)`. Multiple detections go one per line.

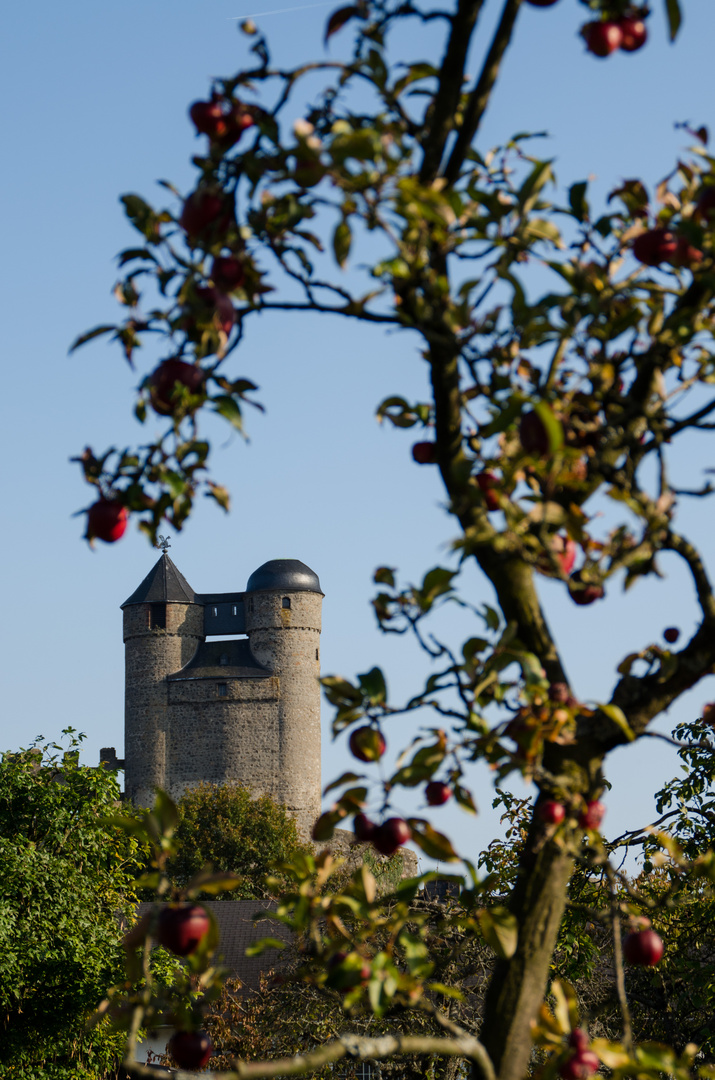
(124, 1030), (496, 1080)
(419, 0), (487, 184)
(443, 0), (522, 185)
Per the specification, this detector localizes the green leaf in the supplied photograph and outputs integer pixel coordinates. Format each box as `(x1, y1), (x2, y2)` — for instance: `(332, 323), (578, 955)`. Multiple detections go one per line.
(598, 703), (635, 742)
(332, 220), (352, 267)
(323, 771), (365, 795)
(374, 566), (396, 587)
(427, 982), (465, 1000)
(324, 4), (360, 45)
(568, 181), (589, 223)
(455, 784), (478, 814)
(664, 0), (681, 41)
(358, 666), (387, 704)
(533, 400), (564, 453)
(212, 395), (244, 432)
(408, 819), (459, 862)
(68, 325), (116, 353)
(245, 936), (286, 956)
(186, 871), (243, 896)
(478, 906), (518, 959)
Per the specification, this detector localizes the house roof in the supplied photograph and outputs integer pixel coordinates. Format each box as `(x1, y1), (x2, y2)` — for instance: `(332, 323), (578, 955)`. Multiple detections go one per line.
(137, 901), (291, 990)
(121, 554), (198, 608)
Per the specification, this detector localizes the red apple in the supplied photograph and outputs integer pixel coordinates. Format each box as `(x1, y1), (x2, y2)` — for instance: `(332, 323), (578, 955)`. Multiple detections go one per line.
(617, 14), (647, 51)
(695, 187), (715, 223)
(633, 228), (679, 267)
(539, 800), (566, 825)
(349, 726), (386, 763)
(168, 1030), (213, 1070)
(702, 702), (715, 725)
(189, 96), (254, 148)
(673, 236), (703, 267)
(549, 682), (570, 705)
(179, 189), (227, 242)
(519, 410), (550, 456)
(569, 1030), (590, 1053)
(663, 627), (680, 644)
(156, 904), (210, 956)
(579, 800), (605, 830)
(189, 99), (229, 139)
(87, 500), (128, 543)
(554, 535), (577, 575)
(195, 285), (235, 335)
(353, 813), (376, 842)
(412, 441), (437, 464)
(425, 781), (451, 806)
(623, 928), (663, 966)
(568, 572), (604, 606)
(538, 534), (577, 577)
(211, 255), (246, 291)
(560, 1050), (600, 1080)
(150, 358), (205, 416)
(373, 817), (411, 855)
(582, 20), (623, 57)
(476, 471), (500, 511)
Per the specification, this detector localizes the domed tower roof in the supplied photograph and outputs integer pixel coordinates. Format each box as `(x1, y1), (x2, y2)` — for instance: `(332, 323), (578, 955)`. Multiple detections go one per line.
(246, 559), (323, 595)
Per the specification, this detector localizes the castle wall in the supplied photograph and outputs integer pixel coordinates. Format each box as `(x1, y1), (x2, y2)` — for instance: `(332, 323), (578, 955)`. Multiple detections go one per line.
(166, 678), (281, 800)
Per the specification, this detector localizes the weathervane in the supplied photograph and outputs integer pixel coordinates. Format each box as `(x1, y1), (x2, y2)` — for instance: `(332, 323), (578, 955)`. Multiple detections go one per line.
(156, 535), (171, 554)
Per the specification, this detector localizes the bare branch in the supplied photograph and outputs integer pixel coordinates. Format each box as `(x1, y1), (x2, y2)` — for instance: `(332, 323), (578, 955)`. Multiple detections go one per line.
(124, 1029), (496, 1080)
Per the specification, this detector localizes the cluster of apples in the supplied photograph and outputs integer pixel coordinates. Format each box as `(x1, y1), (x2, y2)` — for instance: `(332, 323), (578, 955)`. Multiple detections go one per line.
(538, 797), (605, 829)
(347, 725), (452, 855)
(155, 904), (214, 1070)
(630, 185), (715, 269)
(524, 0), (648, 59)
(189, 93), (255, 150)
(580, 12), (647, 57)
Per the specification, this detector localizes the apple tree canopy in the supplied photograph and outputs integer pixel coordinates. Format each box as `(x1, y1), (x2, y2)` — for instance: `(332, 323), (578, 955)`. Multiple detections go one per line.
(69, 0), (715, 1077)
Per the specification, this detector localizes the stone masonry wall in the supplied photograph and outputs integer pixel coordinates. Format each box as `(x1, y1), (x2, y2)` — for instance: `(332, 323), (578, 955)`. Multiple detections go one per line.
(166, 678), (281, 801)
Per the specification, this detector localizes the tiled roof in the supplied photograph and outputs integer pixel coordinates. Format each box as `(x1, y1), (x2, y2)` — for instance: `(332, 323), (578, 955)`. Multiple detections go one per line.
(121, 554), (197, 608)
(137, 901), (292, 989)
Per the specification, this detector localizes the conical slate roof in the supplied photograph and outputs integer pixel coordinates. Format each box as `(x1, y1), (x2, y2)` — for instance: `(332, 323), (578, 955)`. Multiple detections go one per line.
(121, 553), (197, 608)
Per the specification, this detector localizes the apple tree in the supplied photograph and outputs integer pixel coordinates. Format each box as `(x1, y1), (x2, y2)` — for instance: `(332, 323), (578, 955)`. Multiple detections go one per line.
(71, 0), (715, 1075)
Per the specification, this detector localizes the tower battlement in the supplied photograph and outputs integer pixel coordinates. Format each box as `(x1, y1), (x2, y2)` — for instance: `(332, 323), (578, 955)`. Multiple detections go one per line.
(120, 554), (323, 837)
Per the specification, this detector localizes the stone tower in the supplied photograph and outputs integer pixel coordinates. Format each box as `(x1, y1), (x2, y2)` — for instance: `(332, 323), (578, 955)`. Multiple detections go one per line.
(117, 553), (323, 836)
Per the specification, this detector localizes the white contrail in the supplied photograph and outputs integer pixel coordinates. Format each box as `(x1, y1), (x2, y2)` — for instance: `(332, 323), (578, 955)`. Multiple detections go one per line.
(229, 2), (334, 17)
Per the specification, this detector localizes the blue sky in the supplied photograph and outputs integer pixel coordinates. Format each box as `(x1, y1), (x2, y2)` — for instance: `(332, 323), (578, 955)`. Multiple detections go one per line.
(2, 0), (715, 869)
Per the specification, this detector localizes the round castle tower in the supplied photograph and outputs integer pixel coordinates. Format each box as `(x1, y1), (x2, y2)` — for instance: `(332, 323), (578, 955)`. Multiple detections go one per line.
(120, 553), (323, 837)
(244, 560), (323, 831)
